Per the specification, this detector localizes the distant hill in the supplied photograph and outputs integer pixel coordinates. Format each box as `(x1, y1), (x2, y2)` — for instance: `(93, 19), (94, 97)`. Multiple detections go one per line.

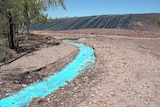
(30, 13), (160, 32)
(128, 13), (160, 32)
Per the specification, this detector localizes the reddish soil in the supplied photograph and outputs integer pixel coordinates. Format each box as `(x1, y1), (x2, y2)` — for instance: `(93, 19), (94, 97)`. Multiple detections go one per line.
(0, 28), (160, 107)
(32, 28), (160, 38)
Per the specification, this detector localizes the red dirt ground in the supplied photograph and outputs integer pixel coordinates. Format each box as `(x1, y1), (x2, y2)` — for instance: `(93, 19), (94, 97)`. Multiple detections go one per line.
(0, 28), (160, 107)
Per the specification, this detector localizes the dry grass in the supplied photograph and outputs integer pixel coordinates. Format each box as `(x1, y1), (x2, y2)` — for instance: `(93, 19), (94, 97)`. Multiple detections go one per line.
(157, 19), (160, 27)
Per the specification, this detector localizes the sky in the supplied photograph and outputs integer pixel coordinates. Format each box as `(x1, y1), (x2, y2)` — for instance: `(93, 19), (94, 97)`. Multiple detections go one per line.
(46, 0), (160, 18)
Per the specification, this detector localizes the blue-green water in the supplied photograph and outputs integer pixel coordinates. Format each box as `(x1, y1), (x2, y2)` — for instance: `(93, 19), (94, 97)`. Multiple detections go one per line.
(0, 40), (95, 107)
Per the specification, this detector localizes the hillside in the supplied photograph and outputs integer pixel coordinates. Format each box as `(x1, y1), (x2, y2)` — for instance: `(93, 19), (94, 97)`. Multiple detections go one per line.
(31, 13), (160, 32)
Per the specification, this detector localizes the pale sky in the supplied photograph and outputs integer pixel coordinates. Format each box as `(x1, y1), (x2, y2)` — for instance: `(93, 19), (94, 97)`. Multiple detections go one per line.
(46, 0), (160, 18)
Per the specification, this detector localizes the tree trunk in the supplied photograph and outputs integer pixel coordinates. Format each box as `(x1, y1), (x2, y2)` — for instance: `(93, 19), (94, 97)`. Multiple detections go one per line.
(7, 12), (15, 49)
(26, 21), (30, 40)
(24, 3), (30, 40)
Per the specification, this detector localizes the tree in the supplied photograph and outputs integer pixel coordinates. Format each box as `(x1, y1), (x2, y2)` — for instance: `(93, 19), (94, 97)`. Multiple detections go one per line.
(0, 0), (14, 48)
(0, 0), (66, 49)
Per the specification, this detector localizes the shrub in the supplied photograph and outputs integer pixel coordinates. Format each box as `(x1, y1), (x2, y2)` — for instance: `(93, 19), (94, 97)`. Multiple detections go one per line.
(157, 19), (160, 27)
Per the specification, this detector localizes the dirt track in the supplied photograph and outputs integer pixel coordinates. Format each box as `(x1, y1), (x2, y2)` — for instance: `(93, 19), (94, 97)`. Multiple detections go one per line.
(0, 29), (160, 107)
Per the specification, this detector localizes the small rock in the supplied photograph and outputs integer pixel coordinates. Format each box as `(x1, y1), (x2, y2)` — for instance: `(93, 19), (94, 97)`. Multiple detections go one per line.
(6, 92), (12, 96)
(143, 100), (150, 105)
(27, 75), (32, 79)
(6, 89), (12, 92)
(97, 86), (101, 89)
(91, 94), (95, 97)
(47, 98), (50, 101)
(95, 90), (99, 94)
(22, 84), (27, 87)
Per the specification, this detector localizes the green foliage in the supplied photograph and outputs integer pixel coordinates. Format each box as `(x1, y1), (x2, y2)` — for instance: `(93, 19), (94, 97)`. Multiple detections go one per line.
(0, 0), (66, 23)
(0, 0), (66, 49)
(0, 14), (7, 38)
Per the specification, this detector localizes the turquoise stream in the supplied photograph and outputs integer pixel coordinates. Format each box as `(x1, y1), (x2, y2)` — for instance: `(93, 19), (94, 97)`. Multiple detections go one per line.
(0, 40), (95, 107)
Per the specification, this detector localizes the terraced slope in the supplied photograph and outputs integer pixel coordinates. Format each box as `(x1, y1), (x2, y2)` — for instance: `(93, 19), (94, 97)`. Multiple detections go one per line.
(30, 13), (160, 32)
(128, 13), (160, 32)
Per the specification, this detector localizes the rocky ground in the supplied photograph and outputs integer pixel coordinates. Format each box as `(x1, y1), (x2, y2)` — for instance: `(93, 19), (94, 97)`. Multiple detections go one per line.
(0, 29), (160, 107)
